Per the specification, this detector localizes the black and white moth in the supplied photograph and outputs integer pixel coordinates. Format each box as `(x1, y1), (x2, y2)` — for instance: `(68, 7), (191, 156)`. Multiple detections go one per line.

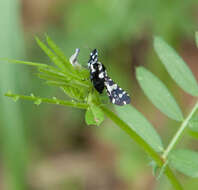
(88, 49), (131, 106)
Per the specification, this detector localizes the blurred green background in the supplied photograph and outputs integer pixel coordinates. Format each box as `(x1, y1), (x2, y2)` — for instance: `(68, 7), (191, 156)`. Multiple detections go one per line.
(0, 0), (198, 189)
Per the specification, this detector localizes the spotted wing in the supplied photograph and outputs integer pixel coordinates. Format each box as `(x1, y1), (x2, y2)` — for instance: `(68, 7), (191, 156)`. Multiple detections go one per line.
(88, 49), (98, 68)
(104, 77), (131, 106)
(88, 49), (107, 93)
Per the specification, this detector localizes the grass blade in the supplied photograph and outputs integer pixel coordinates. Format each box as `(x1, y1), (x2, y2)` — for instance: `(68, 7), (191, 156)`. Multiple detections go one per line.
(0, 0), (27, 189)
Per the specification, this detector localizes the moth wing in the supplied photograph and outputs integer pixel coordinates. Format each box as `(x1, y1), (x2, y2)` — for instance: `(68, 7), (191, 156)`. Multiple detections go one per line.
(104, 77), (131, 106)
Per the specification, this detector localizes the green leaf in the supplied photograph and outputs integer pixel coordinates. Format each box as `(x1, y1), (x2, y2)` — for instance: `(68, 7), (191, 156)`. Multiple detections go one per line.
(169, 149), (198, 178)
(46, 80), (89, 90)
(45, 34), (75, 73)
(62, 86), (87, 101)
(85, 105), (104, 126)
(188, 110), (198, 132)
(5, 59), (49, 68)
(35, 37), (67, 71)
(150, 161), (159, 177)
(77, 67), (90, 79)
(136, 67), (183, 121)
(38, 65), (83, 82)
(187, 129), (198, 140)
(154, 36), (198, 96)
(195, 32), (198, 48)
(38, 67), (69, 79)
(115, 105), (164, 152)
(37, 73), (69, 84)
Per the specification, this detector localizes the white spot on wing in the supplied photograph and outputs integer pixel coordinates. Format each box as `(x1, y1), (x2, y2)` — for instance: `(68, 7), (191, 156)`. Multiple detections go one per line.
(90, 64), (96, 72)
(98, 64), (103, 71)
(105, 83), (117, 93)
(99, 72), (104, 79)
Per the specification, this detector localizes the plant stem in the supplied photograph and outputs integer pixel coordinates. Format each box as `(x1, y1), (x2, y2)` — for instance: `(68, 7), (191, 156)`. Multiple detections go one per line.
(5, 93), (88, 109)
(4, 59), (49, 68)
(162, 101), (198, 159)
(101, 105), (183, 190)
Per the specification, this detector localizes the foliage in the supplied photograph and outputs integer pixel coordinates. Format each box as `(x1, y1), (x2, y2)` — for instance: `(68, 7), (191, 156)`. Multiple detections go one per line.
(169, 149), (198, 178)
(5, 33), (198, 190)
(115, 105), (164, 152)
(136, 66), (184, 121)
(154, 36), (198, 96)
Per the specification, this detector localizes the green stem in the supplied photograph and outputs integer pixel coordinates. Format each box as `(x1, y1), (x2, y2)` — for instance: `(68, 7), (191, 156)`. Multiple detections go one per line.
(162, 101), (198, 159)
(101, 105), (183, 190)
(3, 59), (49, 68)
(5, 93), (88, 109)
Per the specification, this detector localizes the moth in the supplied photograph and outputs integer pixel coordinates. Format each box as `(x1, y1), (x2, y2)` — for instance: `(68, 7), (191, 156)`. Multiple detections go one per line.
(88, 49), (131, 106)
